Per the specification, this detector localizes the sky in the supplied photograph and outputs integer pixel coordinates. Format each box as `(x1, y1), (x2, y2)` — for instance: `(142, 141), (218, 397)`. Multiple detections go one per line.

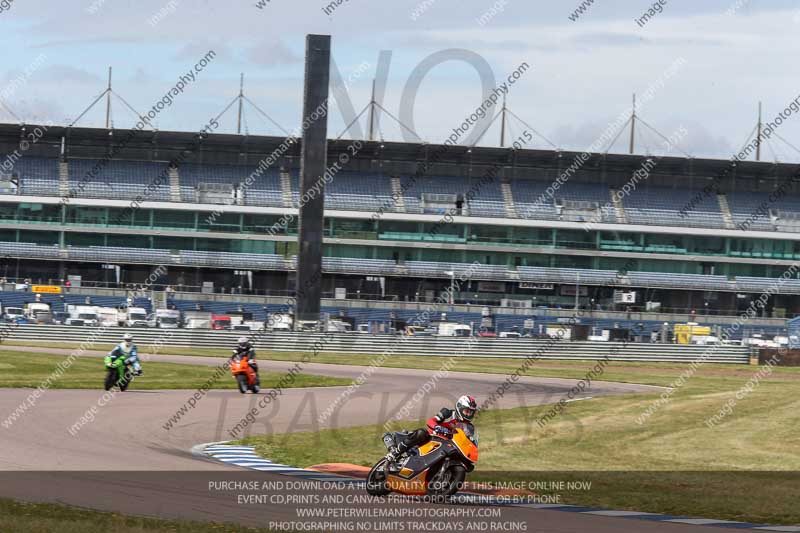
(0, 0), (799, 161)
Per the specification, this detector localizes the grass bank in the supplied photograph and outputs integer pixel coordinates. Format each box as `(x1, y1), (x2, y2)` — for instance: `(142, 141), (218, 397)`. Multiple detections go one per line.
(0, 350), (350, 390)
(236, 364), (800, 525)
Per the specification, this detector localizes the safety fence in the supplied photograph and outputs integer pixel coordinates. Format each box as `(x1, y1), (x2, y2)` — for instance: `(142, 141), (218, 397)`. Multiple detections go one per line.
(4, 324), (753, 364)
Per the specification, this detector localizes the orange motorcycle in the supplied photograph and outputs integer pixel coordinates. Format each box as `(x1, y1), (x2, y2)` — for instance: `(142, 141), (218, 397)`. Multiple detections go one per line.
(367, 422), (478, 498)
(231, 354), (260, 394)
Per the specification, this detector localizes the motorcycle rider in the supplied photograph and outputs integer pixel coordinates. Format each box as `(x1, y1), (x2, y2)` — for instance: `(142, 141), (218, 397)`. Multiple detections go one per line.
(385, 395), (478, 463)
(108, 333), (142, 376)
(232, 335), (259, 380)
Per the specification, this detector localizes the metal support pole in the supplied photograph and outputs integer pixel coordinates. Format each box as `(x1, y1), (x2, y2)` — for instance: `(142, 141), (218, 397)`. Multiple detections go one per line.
(628, 93), (636, 154)
(105, 67), (112, 129)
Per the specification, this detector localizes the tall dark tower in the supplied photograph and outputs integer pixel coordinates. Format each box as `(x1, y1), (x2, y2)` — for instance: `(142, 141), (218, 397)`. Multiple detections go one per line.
(295, 34), (331, 323)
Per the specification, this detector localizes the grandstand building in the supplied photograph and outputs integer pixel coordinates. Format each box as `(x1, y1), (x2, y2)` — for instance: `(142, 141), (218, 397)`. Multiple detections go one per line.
(1, 121), (800, 324)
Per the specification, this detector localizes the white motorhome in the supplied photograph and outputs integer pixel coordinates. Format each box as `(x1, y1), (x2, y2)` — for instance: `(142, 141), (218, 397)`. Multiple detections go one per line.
(437, 322), (472, 337)
(233, 320), (266, 332)
(119, 307), (149, 328)
(24, 302), (52, 324)
(95, 307), (120, 327)
(183, 310), (212, 329)
(326, 319), (352, 333)
(268, 313), (293, 332)
(692, 335), (720, 345)
(154, 308), (181, 328)
(66, 305), (98, 326)
(546, 325), (571, 340)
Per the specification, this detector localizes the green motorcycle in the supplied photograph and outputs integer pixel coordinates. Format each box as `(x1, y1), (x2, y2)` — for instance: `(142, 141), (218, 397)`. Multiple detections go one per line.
(103, 355), (134, 391)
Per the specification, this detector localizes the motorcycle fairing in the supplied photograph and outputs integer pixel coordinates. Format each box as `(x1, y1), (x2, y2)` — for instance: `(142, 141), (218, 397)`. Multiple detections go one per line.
(386, 469), (428, 496)
(451, 430), (478, 463)
(417, 441), (441, 456)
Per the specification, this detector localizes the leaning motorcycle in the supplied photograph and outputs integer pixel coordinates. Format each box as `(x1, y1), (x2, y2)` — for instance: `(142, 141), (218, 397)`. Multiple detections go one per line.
(103, 355), (134, 392)
(366, 422), (478, 498)
(231, 354), (260, 394)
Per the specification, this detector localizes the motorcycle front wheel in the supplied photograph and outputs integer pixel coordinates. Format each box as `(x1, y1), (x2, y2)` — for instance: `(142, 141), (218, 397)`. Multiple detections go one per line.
(236, 374), (248, 394)
(104, 369), (116, 391)
(366, 458), (391, 496)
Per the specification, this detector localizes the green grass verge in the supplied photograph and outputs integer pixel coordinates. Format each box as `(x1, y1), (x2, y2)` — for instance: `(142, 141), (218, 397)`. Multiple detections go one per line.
(1, 338), (782, 388)
(236, 364), (800, 525)
(0, 350), (350, 390)
(0, 498), (279, 533)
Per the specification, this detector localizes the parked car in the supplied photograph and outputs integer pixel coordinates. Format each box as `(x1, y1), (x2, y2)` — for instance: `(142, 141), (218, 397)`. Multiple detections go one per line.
(52, 311), (71, 325)
(3, 306), (25, 322)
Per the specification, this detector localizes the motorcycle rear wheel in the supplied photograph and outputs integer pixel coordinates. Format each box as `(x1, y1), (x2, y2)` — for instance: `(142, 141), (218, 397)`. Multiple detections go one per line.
(236, 374), (248, 394)
(366, 458), (391, 496)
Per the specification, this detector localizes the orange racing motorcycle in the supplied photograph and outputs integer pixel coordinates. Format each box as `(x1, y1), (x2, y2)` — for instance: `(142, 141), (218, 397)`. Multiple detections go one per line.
(230, 354), (260, 394)
(366, 422), (478, 498)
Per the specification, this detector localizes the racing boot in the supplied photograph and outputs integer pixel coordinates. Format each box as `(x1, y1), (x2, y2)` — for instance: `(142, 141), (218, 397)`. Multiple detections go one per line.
(386, 441), (412, 464)
(385, 446), (400, 463)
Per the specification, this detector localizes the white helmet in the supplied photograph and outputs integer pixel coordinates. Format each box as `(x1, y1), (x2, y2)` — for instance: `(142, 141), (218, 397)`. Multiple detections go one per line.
(455, 395), (478, 422)
(238, 336), (250, 348)
(122, 333), (133, 344)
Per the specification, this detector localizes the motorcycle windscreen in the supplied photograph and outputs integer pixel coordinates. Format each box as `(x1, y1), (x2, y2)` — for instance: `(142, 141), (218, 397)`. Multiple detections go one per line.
(453, 422), (478, 445)
(451, 426), (479, 463)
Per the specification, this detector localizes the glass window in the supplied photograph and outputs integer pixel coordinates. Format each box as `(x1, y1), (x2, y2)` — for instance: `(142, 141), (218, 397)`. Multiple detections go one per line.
(552, 255), (591, 269)
(685, 235), (724, 255)
(243, 214), (283, 233)
(123, 235), (151, 249)
(331, 218), (375, 239)
(17, 203), (60, 223)
(468, 225), (506, 244)
(18, 230), (58, 245)
(326, 244), (372, 259)
(645, 234), (686, 253)
(107, 207), (133, 226)
(132, 207), (150, 228)
(64, 232), (106, 247)
(0, 203), (16, 221)
(196, 238), (232, 252)
(513, 227), (552, 247)
(238, 240), (274, 254)
(598, 257), (637, 271)
(198, 212), (240, 233)
(555, 229), (594, 250)
(599, 231), (639, 249)
(637, 259), (689, 274)
(420, 249), (464, 263)
(153, 236), (192, 250)
(154, 210), (195, 230)
(66, 206), (107, 225)
(380, 221), (419, 233)
(421, 221), (462, 239)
